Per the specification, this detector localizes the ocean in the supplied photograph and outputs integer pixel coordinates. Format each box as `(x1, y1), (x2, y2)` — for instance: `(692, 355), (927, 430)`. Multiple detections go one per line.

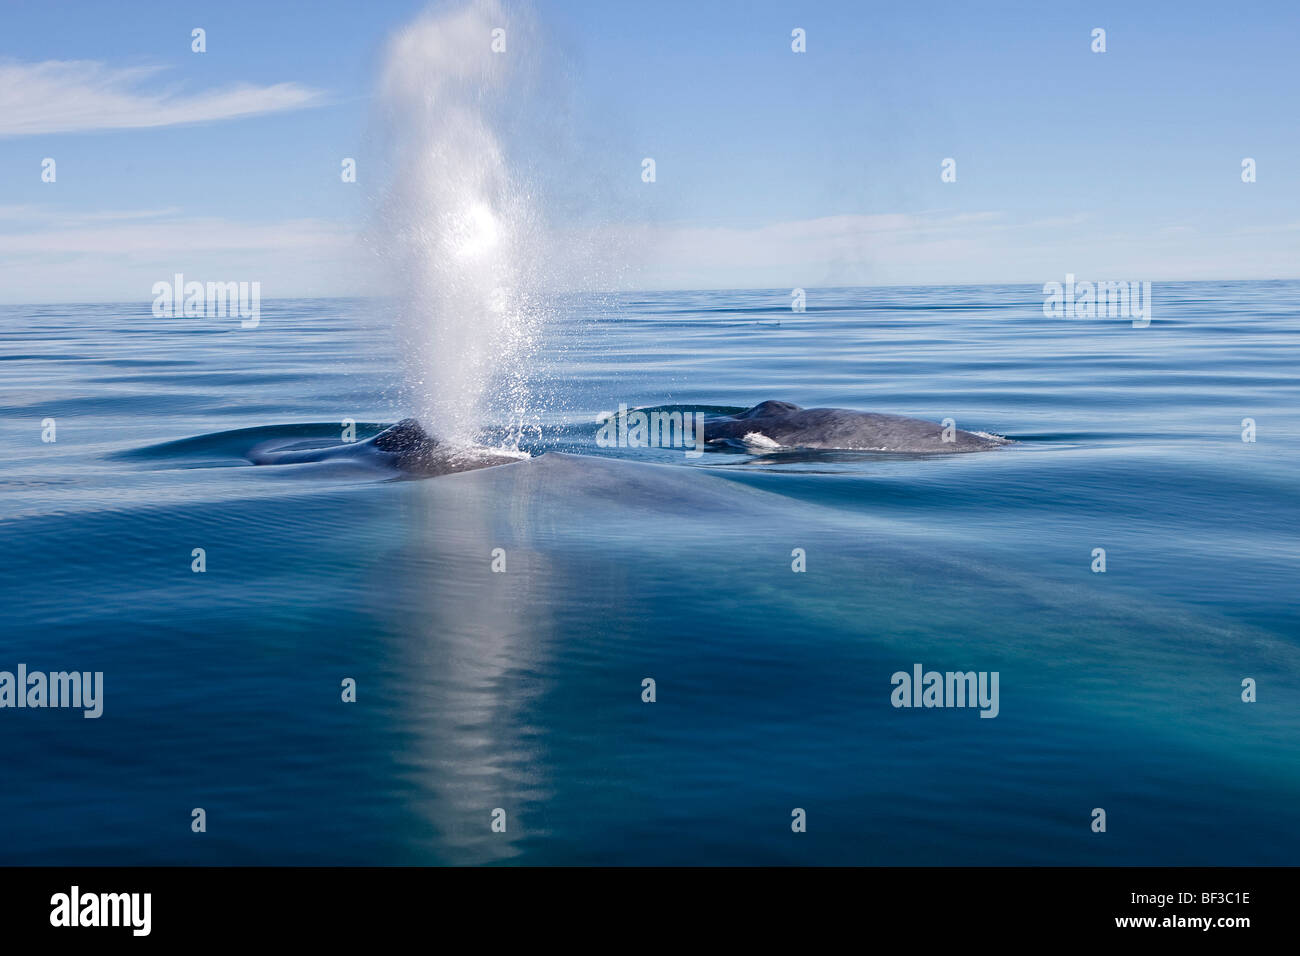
(1, 280), (1297, 864)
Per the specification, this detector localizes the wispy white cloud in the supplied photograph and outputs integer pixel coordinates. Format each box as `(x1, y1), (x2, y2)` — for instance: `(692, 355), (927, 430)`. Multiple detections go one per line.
(0, 59), (324, 137)
(0, 204), (184, 225)
(0, 216), (351, 256)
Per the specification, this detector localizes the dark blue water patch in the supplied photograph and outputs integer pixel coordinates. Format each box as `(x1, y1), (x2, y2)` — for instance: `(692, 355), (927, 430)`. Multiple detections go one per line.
(1, 284), (1298, 865)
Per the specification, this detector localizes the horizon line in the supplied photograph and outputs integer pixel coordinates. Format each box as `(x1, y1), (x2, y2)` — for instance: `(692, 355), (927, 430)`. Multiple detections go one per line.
(3, 275), (1299, 309)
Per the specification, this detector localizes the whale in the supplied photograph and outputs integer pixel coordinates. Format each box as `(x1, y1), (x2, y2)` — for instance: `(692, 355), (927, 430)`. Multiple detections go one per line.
(703, 401), (1008, 453)
(248, 419), (523, 476)
(247, 402), (1008, 478)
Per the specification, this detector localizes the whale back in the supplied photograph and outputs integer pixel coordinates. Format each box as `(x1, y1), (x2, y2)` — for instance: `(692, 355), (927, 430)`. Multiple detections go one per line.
(249, 418), (523, 476)
(734, 400), (802, 419)
(370, 418), (440, 455)
(708, 402), (1007, 453)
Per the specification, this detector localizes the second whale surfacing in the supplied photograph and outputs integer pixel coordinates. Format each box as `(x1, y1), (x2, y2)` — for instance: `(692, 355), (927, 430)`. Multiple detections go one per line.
(703, 401), (1009, 453)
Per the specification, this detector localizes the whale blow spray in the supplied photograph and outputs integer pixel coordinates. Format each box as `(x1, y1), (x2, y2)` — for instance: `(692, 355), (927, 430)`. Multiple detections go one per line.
(376, 0), (545, 447)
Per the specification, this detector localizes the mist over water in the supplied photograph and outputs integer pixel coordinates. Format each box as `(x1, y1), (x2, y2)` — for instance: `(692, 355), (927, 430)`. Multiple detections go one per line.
(375, 0), (548, 447)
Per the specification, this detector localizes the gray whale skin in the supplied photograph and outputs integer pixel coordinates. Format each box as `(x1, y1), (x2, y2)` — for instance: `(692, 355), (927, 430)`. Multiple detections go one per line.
(704, 401), (1008, 452)
(248, 419), (516, 476)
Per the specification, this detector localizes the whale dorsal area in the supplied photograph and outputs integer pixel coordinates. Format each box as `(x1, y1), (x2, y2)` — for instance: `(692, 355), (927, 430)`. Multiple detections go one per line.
(370, 418), (439, 454)
(733, 400), (802, 419)
(708, 402), (1008, 453)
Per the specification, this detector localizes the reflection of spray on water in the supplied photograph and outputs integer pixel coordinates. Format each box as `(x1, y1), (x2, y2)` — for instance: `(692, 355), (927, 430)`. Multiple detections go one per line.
(376, 0), (545, 448)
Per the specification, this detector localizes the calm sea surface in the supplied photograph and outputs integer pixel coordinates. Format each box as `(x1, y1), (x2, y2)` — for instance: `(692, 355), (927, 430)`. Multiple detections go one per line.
(1, 281), (1297, 864)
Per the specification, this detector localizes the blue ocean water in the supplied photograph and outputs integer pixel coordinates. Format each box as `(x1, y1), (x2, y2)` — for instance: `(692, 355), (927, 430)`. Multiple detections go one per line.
(1, 281), (1297, 865)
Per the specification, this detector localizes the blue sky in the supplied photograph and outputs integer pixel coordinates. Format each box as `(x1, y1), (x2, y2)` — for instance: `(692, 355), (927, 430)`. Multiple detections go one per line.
(1, 0), (1298, 301)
